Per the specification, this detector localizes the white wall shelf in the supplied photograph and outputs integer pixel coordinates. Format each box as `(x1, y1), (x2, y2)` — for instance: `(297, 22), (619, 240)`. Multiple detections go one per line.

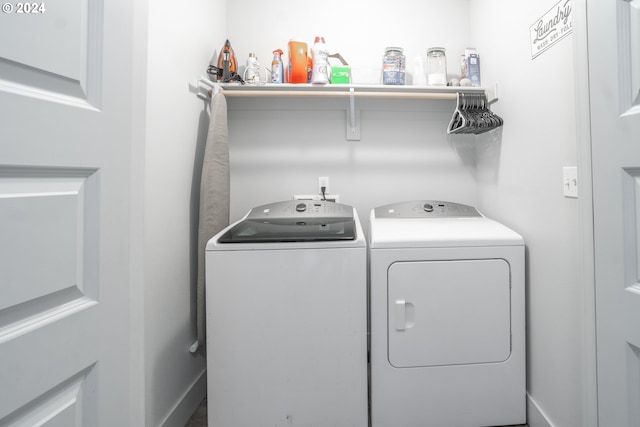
(193, 78), (496, 140)
(219, 83), (489, 140)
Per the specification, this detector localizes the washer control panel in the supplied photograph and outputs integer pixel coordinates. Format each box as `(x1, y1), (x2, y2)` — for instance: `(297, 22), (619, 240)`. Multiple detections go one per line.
(374, 200), (481, 219)
(248, 200), (354, 220)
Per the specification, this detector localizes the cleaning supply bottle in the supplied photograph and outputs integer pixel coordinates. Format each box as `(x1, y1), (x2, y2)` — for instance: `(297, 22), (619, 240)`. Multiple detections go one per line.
(311, 36), (329, 84)
(271, 49), (284, 83)
(245, 53), (260, 84)
(216, 39), (238, 83)
(287, 40), (308, 83)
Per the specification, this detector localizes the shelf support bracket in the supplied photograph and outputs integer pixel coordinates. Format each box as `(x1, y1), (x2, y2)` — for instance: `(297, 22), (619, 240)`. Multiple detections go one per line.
(487, 83), (499, 106)
(346, 87), (361, 140)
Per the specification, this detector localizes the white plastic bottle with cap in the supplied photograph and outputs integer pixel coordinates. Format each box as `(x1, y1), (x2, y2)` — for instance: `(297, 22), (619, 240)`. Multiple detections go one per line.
(245, 53), (260, 84)
(311, 36), (329, 84)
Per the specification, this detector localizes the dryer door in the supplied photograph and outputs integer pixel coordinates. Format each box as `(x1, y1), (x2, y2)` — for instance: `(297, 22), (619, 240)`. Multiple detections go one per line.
(388, 259), (511, 368)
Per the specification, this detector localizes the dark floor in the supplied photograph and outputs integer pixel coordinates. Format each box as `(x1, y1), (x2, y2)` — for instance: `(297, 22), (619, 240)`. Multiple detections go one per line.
(184, 398), (528, 427)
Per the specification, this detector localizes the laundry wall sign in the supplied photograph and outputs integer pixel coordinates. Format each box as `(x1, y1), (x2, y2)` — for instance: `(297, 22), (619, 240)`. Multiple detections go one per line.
(530, 0), (573, 59)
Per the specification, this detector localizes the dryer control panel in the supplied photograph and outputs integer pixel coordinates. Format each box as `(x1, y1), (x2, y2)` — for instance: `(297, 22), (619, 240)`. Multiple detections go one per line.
(374, 200), (481, 219)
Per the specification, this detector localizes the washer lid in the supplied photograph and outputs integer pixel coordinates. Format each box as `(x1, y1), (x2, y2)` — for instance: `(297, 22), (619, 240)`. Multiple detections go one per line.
(218, 200), (356, 243)
(374, 200), (481, 219)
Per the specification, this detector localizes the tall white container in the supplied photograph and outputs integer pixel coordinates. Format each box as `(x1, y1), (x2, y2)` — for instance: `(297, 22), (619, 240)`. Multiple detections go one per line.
(311, 36), (329, 84)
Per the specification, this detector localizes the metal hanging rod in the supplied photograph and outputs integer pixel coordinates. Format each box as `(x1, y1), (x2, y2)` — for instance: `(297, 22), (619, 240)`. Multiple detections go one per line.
(217, 89), (460, 100)
(190, 76), (491, 102)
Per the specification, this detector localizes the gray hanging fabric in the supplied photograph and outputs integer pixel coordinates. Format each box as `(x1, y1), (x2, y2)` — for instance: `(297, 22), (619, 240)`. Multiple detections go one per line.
(196, 91), (230, 352)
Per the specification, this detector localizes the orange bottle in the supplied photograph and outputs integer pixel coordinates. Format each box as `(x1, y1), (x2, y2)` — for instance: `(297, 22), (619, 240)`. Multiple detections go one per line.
(287, 40), (308, 83)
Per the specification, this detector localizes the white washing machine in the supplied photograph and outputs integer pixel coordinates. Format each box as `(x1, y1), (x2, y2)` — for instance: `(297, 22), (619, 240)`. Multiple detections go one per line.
(369, 200), (526, 427)
(206, 200), (368, 427)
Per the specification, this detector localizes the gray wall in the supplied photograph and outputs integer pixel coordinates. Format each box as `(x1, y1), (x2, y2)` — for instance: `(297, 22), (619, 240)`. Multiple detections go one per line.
(225, 0), (477, 220)
(142, 0), (224, 425)
(471, 1), (585, 426)
(227, 96), (478, 221)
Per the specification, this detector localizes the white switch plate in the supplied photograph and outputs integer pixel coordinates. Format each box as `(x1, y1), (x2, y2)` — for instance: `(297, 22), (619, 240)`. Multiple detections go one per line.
(563, 166), (578, 198)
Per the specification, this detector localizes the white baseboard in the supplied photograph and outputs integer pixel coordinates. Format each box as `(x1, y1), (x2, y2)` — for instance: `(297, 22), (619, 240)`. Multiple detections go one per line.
(160, 374), (553, 427)
(160, 369), (207, 427)
(527, 394), (555, 427)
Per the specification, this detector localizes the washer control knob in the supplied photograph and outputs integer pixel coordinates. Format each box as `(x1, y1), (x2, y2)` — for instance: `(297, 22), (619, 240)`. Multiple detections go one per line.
(295, 203), (307, 212)
(423, 203), (434, 212)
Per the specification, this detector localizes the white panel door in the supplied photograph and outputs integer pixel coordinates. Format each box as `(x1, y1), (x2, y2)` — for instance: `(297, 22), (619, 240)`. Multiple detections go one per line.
(588, 0), (640, 425)
(0, 1), (137, 425)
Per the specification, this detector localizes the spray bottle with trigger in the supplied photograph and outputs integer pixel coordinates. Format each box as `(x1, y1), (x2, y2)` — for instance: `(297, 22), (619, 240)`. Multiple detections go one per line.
(271, 49), (284, 83)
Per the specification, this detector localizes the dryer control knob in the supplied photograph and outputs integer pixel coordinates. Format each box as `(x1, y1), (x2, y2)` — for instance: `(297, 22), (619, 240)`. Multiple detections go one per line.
(423, 203), (434, 212)
(296, 203), (307, 212)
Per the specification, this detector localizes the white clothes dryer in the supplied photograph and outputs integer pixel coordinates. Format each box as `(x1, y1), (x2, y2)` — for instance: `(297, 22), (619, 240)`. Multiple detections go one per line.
(369, 200), (526, 427)
(206, 200), (368, 427)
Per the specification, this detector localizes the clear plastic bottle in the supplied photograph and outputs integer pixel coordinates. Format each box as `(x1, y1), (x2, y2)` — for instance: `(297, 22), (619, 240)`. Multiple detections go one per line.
(311, 36), (329, 84)
(271, 49), (284, 84)
(412, 55), (426, 86)
(382, 47), (406, 85)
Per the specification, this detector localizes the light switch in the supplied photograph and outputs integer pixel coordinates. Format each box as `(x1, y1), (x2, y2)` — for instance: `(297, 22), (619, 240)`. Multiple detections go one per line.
(563, 167), (578, 198)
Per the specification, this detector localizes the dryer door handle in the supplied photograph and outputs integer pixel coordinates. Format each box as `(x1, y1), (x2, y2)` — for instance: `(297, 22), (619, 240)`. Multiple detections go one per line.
(395, 300), (406, 330)
(394, 299), (415, 331)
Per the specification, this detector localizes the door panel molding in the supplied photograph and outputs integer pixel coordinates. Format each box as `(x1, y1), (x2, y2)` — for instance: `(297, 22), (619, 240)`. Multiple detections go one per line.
(0, 363), (97, 426)
(0, 293), (97, 345)
(0, 165), (99, 342)
(0, 0), (103, 109)
(627, 343), (640, 426)
(622, 168), (640, 286)
(618, 0), (640, 116)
